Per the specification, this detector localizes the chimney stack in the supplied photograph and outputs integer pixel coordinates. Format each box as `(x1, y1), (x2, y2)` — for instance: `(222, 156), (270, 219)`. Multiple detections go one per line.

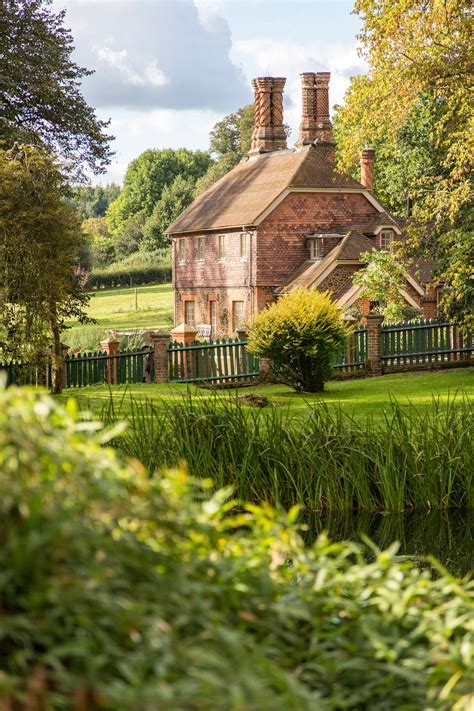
(296, 71), (334, 147)
(249, 77), (287, 156)
(360, 147), (375, 190)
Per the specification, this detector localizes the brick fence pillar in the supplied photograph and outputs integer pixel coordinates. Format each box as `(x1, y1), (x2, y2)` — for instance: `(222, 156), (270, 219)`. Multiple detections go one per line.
(60, 343), (69, 389)
(171, 322), (197, 346)
(366, 312), (384, 375)
(171, 323), (198, 380)
(421, 285), (438, 320)
(150, 331), (170, 383)
(100, 338), (120, 385)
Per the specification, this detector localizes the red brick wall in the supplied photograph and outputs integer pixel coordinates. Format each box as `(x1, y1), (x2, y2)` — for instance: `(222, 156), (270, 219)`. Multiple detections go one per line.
(173, 230), (254, 290)
(255, 192), (379, 287)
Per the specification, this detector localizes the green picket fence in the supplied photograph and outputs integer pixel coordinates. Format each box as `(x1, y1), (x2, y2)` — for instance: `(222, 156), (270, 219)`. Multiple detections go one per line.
(0, 361), (51, 388)
(66, 349), (149, 387)
(169, 338), (260, 384)
(333, 328), (367, 375)
(381, 319), (473, 367)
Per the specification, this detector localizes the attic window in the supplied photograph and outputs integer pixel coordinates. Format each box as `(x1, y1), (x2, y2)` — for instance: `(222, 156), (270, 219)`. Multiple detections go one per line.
(309, 238), (322, 260)
(380, 229), (394, 250)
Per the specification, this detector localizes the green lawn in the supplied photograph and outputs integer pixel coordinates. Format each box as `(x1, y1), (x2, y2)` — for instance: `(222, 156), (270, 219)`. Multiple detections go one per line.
(64, 283), (173, 350)
(62, 367), (474, 421)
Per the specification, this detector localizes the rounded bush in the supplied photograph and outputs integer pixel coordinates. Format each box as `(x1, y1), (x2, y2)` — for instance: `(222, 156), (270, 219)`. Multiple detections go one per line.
(247, 288), (346, 391)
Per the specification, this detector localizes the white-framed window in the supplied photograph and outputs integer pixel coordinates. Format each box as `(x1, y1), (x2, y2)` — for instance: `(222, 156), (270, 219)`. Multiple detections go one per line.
(197, 236), (205, 261)
(210, 300), (217, 333)
(184, 300), (195, 326)
(232, 301), (244, 330)
(380, 230), (393, 250)
(309, 238), (322, 260)
(218, 234), (225, 260)
(178, 238), (186, 264)
(240, 233), (249, 260)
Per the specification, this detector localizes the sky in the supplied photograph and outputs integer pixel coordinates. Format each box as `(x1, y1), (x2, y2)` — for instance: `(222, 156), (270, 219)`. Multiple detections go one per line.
(54, 0), (365, 183)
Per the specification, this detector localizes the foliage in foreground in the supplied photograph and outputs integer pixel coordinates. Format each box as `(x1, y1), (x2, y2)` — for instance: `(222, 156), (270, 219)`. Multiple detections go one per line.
(0, 386), (472, 710)
(247, 289), (346, 392)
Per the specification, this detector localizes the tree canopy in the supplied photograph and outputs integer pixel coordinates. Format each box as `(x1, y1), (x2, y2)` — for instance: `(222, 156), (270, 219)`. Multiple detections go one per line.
(0, 0), (113, 177)
(334, 0), (473, 328)
(67, 184), (121, 219)
(0, 144), (90, 391)
(194, 105), (254, 196)
(106, 148), (211, 236)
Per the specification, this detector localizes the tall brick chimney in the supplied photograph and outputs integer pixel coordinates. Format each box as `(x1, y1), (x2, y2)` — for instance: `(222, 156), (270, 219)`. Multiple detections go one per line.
(249, 77), (287, 156)
(314, 72), (333, 143)
(360, 147), (375, 190)
(296, 71), (334, 147)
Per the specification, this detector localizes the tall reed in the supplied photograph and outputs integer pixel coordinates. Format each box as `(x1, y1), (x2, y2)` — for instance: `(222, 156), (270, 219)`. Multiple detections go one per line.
(100, 392), (473, 513)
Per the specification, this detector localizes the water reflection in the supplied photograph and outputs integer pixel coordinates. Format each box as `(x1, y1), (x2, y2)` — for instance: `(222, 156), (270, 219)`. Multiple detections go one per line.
(303, 509), (473, 577)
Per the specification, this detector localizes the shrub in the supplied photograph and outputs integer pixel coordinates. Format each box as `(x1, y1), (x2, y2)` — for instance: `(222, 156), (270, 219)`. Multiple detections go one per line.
(85, 250), (171, 289)
(247, 288), (346, 391)
(0, 385), (473, 710)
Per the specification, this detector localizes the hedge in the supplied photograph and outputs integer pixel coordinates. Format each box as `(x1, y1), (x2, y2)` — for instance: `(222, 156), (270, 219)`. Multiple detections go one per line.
(85, 264), (171, 289)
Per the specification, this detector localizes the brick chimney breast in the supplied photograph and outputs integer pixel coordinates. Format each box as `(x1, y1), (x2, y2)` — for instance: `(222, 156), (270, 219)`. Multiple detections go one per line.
(360, 147), (375, 190)
(314, 72), (333, 143)
(296, 71), (335, 149)
(249, 77), (288, 155)
(297, 72), (317, 146)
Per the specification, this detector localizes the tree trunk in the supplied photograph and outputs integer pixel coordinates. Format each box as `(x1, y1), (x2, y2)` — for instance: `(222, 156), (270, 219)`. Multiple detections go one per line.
(50, 315), (62, 395)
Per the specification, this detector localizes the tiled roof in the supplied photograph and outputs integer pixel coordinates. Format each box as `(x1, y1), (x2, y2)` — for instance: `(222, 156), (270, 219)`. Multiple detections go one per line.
(166, 144), (366, 235)
(278, 231), (374, 293)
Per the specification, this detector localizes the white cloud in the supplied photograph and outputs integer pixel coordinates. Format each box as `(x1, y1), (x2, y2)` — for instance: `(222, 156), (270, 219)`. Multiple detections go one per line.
(96, 47), (169, 88)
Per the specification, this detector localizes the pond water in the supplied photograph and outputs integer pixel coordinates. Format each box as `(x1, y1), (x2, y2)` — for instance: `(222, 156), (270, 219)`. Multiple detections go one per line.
(303, 509), (473, 577)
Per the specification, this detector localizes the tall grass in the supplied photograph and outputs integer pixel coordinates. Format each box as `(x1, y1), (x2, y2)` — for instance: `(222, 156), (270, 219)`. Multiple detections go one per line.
(100, 392), (473, 513)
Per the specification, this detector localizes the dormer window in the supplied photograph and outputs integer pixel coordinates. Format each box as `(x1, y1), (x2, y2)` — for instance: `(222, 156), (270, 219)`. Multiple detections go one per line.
(309, 238), (322, 261)
(380, 229), (394, 250)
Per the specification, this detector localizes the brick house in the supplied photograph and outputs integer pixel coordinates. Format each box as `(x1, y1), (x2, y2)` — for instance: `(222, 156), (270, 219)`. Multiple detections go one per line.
(166, 72), (438, 335)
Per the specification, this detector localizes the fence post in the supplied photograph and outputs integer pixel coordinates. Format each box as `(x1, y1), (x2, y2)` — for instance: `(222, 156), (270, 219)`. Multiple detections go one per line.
(150, 331), (170, 383)
(171, 322), (197, 346)
(366, 312), (384, 375)
(60, 343), (69, 389)
(171, 323), (198, 380)
(100, 338), (119, 385)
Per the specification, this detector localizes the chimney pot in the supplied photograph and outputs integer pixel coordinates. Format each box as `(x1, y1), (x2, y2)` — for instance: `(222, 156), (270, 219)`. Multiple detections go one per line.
(249, 76), (287, 155)
(360, 147), (375, 190)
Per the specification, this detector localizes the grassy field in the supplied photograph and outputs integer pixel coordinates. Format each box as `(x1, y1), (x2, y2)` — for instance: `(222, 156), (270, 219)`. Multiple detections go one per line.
(62, 367), (474, 421)
(64, 283), (173, 350)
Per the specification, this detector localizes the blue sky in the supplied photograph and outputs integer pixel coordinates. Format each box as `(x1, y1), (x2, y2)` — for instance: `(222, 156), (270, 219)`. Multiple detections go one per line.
(55, 0), (364, 183)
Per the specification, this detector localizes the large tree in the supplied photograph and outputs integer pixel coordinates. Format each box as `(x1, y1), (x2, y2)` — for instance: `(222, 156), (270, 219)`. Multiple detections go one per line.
(0, 145), (90, 392)
(194, 105), (255, 196)
(0, 0), (112, 176)
(106, 148), (211, 235)
(142, 175), (195, 251)
(335, 0), (473, 328)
